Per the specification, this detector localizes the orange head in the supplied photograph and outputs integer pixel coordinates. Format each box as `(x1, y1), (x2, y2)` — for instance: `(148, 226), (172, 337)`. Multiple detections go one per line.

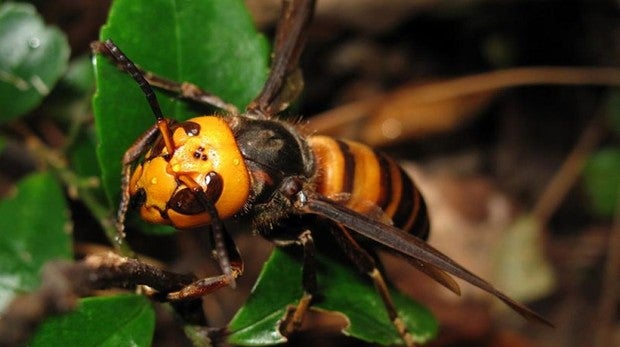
(129, 116), (251, 229)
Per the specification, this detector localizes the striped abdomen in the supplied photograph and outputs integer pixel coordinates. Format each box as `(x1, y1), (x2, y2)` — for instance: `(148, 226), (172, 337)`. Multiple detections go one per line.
(307, 135), (429, 240)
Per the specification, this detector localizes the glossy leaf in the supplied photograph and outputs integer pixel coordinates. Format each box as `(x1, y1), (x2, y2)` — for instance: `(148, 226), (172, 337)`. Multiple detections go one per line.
(0, 2), (70, 122)
(92, 0), (269, 209)
(0, 172), (71, 312)
(29, 294), (155, 347)
(227, 249), (302, 346)
(228, 248), (438, 346)
(584, 148), (620, 217)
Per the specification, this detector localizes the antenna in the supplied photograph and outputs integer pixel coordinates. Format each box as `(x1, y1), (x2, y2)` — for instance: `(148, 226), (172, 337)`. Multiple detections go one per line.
(95, 39), (175, 155)
(100, 39), (164, 121)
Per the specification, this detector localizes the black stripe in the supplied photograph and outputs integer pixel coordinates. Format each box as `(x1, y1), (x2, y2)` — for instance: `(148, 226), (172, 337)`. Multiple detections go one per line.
(375, 152), (392, 210)
(336, 140), (355, 194)
(391, 167), (415, 231)
(409, 193), (430, 240)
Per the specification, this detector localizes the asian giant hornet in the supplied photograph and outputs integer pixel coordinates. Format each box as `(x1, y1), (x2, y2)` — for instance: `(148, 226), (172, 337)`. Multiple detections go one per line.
(92, 0), (551, 345)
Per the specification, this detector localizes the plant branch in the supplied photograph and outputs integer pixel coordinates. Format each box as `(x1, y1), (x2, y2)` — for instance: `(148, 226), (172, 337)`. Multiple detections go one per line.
(0, 252), (197, 347)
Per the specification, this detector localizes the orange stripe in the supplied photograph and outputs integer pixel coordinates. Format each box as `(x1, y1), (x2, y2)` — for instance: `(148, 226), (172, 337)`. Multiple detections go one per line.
(308, 136), (344, 196)
(343, 140), (381, 213)
(383, 157), (402, 219)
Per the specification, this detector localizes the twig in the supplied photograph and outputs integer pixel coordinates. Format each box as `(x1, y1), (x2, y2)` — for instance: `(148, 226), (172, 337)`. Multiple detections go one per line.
(0, 252), (197, 347)
(388, 67), (620, 104)
(311, 66), (620, 134)
(594, 188), (620, 347)
(532, 117), (606, 225)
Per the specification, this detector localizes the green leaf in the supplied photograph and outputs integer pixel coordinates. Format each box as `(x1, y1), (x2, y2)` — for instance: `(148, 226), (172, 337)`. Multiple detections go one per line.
(29, 294), (155, 347)
(227, 249), (302, 346)
(228, 248), (438, 346)
(583, 148), (620, 217)
(0, 172), (72, 312)
(0, 2), (70, 122)
(92, 0), (269, 208)
(319, 262), (438, 345)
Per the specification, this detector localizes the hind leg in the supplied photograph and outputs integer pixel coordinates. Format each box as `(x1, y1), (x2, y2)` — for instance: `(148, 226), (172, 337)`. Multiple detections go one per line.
(329, 224), (417, 347)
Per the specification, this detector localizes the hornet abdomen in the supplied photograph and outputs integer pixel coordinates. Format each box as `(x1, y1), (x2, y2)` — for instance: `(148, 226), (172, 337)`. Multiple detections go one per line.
(307, 135), (429, 240)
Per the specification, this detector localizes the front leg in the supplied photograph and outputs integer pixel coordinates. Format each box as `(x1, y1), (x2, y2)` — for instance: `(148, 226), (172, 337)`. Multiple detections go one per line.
(158, 207), (243, 300)
(176, 174), (243, 288)
(142, 71), (240, 116)
(162, 222), (244, 301)
(116, 122), (162, 240)
(165, 251), (243, 301)
(92, 40), (239, 115)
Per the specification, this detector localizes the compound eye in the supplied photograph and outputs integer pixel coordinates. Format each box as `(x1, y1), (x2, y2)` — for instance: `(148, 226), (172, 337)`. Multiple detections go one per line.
(167, 173), (224, 216)
(180, 121), (201, 136)
(204, 172), (223, 202)
(130, 188), (147, 209)
(168, 188), (205, 215)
